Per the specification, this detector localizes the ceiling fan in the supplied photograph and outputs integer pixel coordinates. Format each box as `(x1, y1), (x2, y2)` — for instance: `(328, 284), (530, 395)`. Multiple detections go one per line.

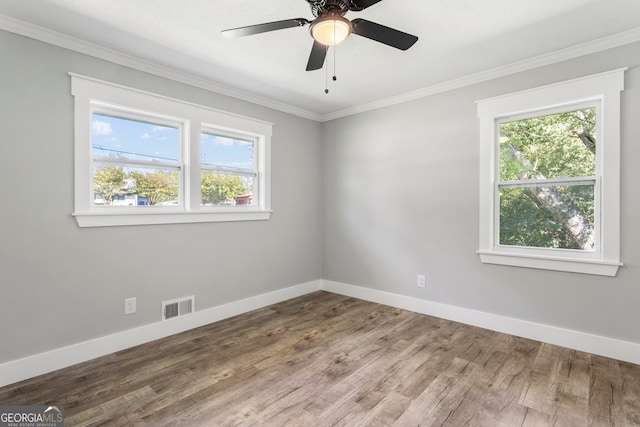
(221, 0), (419, 71)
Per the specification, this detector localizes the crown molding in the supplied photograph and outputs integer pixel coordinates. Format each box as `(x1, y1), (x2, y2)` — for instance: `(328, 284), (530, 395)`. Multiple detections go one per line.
(321, 27), (640, 121)
(0, 14), (323, 122)
(2, 14), (639, 123)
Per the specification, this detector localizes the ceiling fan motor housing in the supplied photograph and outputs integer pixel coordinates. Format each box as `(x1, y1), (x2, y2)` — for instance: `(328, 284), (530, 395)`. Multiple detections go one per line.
(308, 0), (350, 17)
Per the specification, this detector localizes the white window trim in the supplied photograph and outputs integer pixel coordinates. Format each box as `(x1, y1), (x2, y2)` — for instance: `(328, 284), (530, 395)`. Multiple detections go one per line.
(476, 68), (625, 276)
(71, 74), (272, 227)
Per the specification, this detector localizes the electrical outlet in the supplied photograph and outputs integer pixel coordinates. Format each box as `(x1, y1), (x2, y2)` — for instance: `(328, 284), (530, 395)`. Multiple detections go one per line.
(417, 275), (426, 288)
(124, 297), (136, 315)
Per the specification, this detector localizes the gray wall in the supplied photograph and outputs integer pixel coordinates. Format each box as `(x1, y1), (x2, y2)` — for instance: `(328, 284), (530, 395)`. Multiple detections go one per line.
(322, 41), (640, 344)
(2, 27), (639, 366)
(0, 30), (323, 363)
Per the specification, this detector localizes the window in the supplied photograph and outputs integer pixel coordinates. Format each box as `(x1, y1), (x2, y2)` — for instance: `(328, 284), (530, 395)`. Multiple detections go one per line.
(91, 112), (182, 208)
(477, 69), (625, 276)
(71, 74), (272, 227)
(200, 131), (256, 207)
(498, 105), (597, 251)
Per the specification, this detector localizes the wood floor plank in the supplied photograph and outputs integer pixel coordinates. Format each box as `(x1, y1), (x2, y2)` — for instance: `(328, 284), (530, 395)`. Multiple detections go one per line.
(519, 343), (571, 415)
(1, 291), (639, 426)
(588, 355), (625, 426)
(355, 391), (412, 426)
(620, 361), (640, 426)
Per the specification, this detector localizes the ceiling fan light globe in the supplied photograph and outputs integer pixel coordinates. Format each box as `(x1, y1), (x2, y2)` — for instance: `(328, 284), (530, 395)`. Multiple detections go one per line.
(311, 16), (352, 46)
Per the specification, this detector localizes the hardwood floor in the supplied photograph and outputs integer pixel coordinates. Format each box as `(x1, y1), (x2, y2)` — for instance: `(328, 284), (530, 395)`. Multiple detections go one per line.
(1, 291), (639, 426)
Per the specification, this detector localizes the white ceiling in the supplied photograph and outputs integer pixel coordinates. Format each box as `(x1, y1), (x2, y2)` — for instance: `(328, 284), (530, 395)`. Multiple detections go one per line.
(1, 0), (640, 120)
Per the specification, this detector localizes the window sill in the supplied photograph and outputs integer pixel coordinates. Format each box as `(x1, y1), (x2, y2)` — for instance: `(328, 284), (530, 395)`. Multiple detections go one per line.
(478, 250), (621, 277)
(73, 210), (272, 228)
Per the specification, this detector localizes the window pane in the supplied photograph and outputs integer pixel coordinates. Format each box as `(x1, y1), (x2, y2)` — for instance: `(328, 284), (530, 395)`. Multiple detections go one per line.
(201, 172), (254, 206)
(201, 133), (254, 171)
(92, 113), (179, 163)
(499, 184), (595, 250)
(93, 165), (179, 206)
(499, 107), (596, 181)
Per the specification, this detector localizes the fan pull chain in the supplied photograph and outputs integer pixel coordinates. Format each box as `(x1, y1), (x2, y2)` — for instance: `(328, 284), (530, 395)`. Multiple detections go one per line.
(324, 46), (338, 94)
(333, 41), (337, 82)
(324, 22), (339, 94)
(332, 21), (337, 82)
(324, 46), (329, 94)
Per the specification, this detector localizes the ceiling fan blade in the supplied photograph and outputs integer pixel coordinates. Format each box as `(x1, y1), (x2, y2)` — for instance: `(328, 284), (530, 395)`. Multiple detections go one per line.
(351, 18), (418, 50)
(222, 18), (310, 38)
(347, 0), (384, 11)
(306, 40), (328, 71)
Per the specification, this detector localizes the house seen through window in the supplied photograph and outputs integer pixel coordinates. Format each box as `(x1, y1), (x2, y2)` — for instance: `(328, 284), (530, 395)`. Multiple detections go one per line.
(92, 113), (181, 207)
(200, 132), (256, 207)
(91, 114), (258, 208)
(72, 73), (272, 227)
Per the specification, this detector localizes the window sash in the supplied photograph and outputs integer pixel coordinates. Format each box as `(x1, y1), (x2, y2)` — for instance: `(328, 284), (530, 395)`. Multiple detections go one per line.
(93, 157), (182, 171)
(200, 164), (256, 177)
(91, 106), (184, 163)
(497, 176), (596, 189)
(495, 101), (600, 182)
(495, 180), (597, 251)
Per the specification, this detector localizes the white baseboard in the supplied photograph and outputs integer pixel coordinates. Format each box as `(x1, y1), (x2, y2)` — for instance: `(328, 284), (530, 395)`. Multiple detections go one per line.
(0, 280), (321, 388)
(3, 279), (638, 388)
(320, 280), (640, 366)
